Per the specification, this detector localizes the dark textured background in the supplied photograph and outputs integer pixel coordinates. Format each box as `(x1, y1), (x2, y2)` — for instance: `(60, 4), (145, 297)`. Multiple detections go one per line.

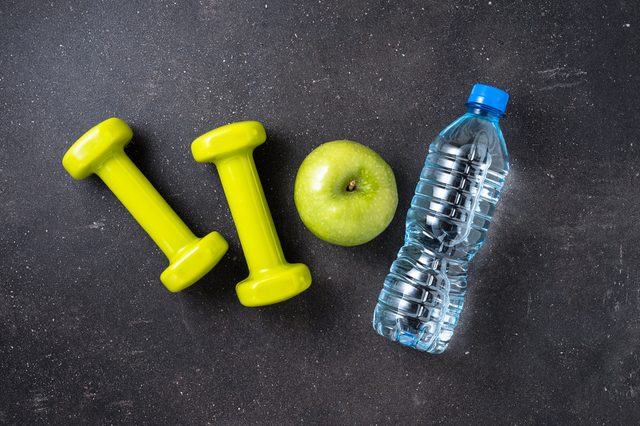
(1, 1), (639, 424)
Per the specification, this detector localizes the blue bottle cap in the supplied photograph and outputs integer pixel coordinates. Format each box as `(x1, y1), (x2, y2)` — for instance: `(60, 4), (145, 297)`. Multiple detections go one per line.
(467, 84), (509, 114)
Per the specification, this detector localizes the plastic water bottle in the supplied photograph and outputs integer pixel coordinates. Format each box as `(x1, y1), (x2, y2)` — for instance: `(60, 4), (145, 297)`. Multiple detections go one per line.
(372, 84), (510, 353)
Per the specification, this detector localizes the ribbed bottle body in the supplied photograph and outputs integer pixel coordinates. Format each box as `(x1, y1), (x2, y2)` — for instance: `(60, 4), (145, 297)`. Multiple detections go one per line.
(373, 111), (509, 353)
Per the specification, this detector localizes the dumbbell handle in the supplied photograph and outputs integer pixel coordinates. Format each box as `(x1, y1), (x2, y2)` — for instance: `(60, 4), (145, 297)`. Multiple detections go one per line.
(97, 151), (197, 260)
(215, 153), (285, 272)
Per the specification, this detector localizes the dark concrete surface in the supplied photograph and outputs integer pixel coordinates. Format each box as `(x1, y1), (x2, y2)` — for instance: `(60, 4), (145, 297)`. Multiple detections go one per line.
(1, 1), (639, 424)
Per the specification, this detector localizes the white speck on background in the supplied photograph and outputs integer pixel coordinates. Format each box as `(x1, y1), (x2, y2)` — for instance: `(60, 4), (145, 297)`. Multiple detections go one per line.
(88, 221), (105, 230)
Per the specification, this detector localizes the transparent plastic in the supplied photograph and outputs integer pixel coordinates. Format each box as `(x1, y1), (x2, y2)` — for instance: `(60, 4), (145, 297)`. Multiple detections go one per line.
(372, 103), (509, 353)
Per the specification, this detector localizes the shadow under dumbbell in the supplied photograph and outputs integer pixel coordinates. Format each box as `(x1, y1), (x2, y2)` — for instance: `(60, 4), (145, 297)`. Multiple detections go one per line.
(181, 242), (247, 307)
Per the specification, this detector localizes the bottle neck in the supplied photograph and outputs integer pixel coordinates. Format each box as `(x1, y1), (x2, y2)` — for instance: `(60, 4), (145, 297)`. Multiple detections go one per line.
(465, 102), (503, 121)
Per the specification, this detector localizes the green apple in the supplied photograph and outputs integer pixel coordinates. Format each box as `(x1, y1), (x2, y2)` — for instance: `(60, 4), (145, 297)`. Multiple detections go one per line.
(294, 140), (398, 246)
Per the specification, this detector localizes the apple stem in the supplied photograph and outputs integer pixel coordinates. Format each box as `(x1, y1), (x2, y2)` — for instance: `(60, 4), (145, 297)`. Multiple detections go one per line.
(346, 180), (357, 192)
